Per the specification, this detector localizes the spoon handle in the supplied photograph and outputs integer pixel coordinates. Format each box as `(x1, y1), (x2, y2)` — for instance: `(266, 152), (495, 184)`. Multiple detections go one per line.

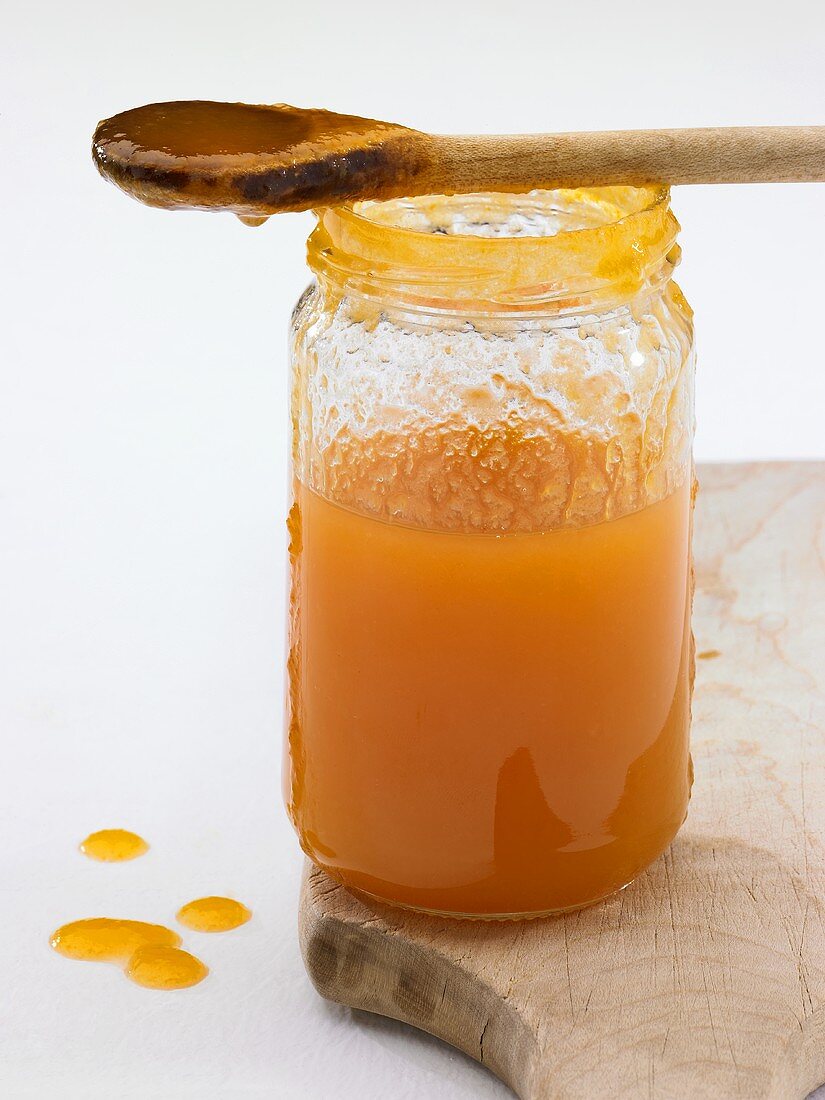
(427, 126), (825, 192)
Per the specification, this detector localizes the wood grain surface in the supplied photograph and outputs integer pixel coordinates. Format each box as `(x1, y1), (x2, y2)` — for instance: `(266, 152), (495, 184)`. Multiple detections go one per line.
(428, 127), (825, 193)
(299, 461), (825, 1099)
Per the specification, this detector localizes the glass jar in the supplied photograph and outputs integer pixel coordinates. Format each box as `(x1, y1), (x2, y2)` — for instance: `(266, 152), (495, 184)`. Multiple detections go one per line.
(285, 186), (695, 919)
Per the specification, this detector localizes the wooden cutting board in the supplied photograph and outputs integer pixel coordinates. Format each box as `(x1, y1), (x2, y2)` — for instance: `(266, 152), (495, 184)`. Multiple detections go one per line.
(299, 461), (825, 1099)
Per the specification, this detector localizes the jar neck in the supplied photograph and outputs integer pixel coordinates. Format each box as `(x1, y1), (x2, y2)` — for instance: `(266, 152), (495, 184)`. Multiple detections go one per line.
(307, 187), (681, 318)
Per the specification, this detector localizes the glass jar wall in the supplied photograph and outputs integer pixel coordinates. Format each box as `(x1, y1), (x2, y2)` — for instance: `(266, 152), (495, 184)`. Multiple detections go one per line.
(285, 187), (695, 918)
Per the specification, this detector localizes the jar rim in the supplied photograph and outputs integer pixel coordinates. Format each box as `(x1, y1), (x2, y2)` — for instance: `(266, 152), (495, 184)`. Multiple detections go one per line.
(308, 186), (680, 313)
(333, 184), (670, 244)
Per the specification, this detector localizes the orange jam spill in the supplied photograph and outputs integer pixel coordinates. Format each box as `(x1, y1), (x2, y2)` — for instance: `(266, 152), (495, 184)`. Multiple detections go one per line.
(79, 829), (149, 861)
(177, 896), (252, 932)
(126, 945), (208, 990)
(50, 917), (208, 990)
(53, 830), (252, 987)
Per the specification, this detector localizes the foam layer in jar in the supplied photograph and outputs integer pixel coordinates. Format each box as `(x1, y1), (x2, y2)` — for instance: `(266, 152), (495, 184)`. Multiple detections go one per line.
(292, 189), (694, 534)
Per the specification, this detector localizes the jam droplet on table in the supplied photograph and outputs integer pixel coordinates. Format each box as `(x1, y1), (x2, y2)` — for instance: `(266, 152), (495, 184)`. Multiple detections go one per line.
(176, 896), (252, 932)
(50, 917), (180, 962)
(79, 829), (149, 862)
(126, 945), (209, 990)
(50, 918), (208, 990)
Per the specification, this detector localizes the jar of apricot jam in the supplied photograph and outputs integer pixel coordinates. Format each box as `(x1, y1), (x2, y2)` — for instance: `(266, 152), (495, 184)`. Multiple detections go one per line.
(285, 187), (695, 919)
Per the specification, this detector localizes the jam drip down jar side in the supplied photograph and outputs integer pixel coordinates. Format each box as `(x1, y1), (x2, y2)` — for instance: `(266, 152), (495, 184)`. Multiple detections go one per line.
(285, 187), (695, 919)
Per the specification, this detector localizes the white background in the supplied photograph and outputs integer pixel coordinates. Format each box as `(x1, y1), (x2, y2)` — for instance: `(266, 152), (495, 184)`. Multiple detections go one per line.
(2, 1), (824, 1096)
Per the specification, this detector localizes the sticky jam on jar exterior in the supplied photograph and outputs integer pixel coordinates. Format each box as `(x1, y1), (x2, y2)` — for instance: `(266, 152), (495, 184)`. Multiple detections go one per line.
(285, 187), (695, 919)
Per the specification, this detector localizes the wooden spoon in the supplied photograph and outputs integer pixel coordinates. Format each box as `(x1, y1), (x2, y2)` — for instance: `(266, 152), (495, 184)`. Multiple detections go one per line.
(92, 101), (825, 219)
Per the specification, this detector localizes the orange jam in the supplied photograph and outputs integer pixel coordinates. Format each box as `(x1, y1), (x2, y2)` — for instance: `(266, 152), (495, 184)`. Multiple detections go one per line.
(50, 917), (209, 990)
(286, 188), (695, 917)
(126, 945), (208, 990)
(50, 918), (181, 962)
(288, 475), (692, 917)
(176, 896), (252, 932)
(79, 829), (149, 861)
